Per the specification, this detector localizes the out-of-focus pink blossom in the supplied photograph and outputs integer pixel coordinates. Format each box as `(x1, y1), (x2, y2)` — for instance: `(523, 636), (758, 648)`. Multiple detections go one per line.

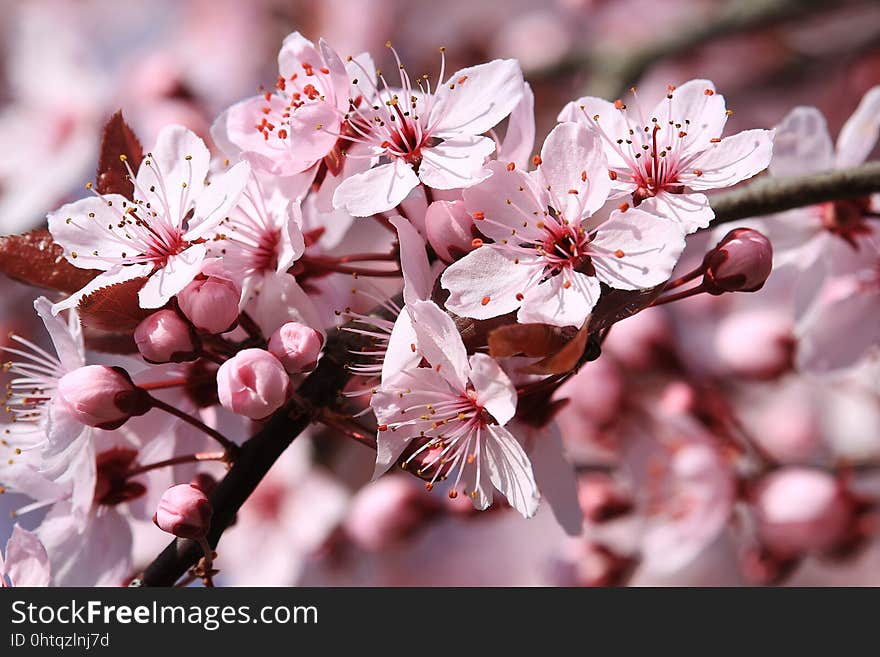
(714, 309), (793, 380)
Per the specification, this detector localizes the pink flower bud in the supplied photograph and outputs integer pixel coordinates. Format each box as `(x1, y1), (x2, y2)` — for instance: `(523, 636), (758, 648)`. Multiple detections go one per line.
(268, 322), (323, 374)
(344, 476), (440, 551)
(134, 310), (197, 363)
(753, 468), (852, 558)
(216, 349), (290, 419)
(424, 200), (477, 263)
(153, 483), (212, 539)
(177, 262), (241, 334)
(703, 228), (773, 294)
(56, 366), (150, 430)
(714, 309), (793, 380)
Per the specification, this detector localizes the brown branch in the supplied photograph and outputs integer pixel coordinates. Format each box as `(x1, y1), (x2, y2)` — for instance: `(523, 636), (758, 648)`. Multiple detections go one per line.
(709, 161), (880, 226)
(535, 0), (868, 98)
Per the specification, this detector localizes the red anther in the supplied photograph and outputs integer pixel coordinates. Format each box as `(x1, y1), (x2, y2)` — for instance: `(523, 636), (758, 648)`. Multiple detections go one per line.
(276, 76), (286, 91)
(302, 62), (315, 76)
(614, 99), (625, 110)
(704, 88), (715, 95)
(581, 170), (588, 182)
(506, 162), (516, 171)
(614, 249), (625, 258)
(277, 129), (288, 140)
(710, 137), (721, 143)
(472, 211), (485, 221)
(320, 67), (330, 74)
(608, 170), (618, 180)
(532, 155), (542, 166)
(481, 296), (491, 306)
(303, 84), (320, 99)
(618, 202), (630, 212)
(568, 189), (579, 195)
(457, 75), (468, 84)
(261, 106), (271, 115)
(471, 238), (483, 248)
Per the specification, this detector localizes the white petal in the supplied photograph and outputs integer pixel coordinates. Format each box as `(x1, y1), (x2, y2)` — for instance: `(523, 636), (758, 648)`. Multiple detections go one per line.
(769, 106), (834, 177)
(34, 296), (83, 371)
(248, 272), (323, 335)
(518, 271), (599, 328)
(651, 79), (728, 152)
(431, 59), (524, 136)
(417, 135), (495, 190)
(682, 128), (774, 190)
(497, 82), (535, 170)
(484, 424), (540, 519)
(538, 121), (611, 220)
(523, 422), (583, 536)
(468, 353), (517, 425)
(278, 32), (322, 80)
(639, 191), (714, 234)
(47, 195), (133, 270)
(408, 300), (469, 391)
(136, 125), (210, 227)
(4, 525), (51, 587)
(558, 96), (630, 169)
(836, 86), (880, 168)
(591, 208), (687, 290)
(138, 243), (207, 308)
(332, 160), (419, 216)
(380, 311), (421, 384)
(441, 245), (537, 320)
(185, 161), (250, 240)
(389, 215), (433, 305)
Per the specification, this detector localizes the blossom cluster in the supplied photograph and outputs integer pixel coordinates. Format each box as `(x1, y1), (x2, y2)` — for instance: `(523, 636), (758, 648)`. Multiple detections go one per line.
(1, 29), (878, 588)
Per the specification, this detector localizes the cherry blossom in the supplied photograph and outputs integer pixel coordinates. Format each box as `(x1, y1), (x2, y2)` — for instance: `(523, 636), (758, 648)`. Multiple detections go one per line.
(47, 125), (250, 311)
(332, 47), (525, 216)
(371, 300), (539, 516)
(442, 122), (686, 327)
(559, 79), (773, 233)
(0, 525), (51, 587)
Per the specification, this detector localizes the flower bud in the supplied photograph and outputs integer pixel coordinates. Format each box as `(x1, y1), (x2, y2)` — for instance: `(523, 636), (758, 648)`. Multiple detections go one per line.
(753, 467), (852, 558)
(702, 228), (773, 294)
(134, 310), (197, 363)
(714, 309), (793, 380)
(153, 483), (212, 539)
(56, 366), (150, 430)
(424, 200), (477, 263)
(268, 322), (323, 374)
(177, 262), (241, 334)
(216, 349), (290, 419)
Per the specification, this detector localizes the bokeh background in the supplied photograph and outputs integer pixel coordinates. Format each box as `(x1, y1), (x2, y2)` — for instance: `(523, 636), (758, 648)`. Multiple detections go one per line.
(2, 0), (880, 586)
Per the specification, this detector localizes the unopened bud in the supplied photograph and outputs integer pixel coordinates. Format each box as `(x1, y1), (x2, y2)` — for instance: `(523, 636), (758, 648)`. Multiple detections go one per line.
(134, 310), (197, 363)
(702, 228), (773, 294)
(57, 366), (150, 430)
(424, 200), (477, 263)
(268, 322), (323, 374)
(216, 349), (290, 419)
(153, 483), (212, 539)
(177, 262), (241, 334)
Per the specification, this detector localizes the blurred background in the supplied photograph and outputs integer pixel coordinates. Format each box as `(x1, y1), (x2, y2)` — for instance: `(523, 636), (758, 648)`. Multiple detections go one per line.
(1, 0), (880, 586)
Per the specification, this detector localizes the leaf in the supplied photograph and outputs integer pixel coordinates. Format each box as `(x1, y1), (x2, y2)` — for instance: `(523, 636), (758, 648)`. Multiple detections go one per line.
(96, 110), (143, 197)
(520, 322), (593, 375)
(488, 322), (574, 359)
(0, 229), (100, 293)
(82, 327), (138, 354)
(77, 276), (152, 332)
(587, 283), (666, 334)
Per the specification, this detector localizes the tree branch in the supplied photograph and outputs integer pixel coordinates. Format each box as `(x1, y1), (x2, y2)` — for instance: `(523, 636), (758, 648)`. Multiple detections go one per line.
(709, 161), (880, 226)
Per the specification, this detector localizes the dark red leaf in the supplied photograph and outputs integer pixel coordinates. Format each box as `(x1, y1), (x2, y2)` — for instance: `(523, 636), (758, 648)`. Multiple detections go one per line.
(520, 322), (592, 375)
(0, 229), (100, 293)
(487, 322), (574, 359)
(77, 276), (152, 332)
(82, 326), (138, 354)
(96, 110), (143, 197)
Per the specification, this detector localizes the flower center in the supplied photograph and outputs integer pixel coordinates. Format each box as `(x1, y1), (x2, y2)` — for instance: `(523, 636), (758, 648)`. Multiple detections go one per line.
(821, 198), (875, 247)
(94, 448), (146, 507)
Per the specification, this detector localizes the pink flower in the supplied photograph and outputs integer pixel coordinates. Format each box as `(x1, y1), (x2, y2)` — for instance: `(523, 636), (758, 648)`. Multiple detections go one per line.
(268, 322), (323, 374)
(1, 525), (51, 587)
(212, 32), (367, 177)
(332, 48), (525, 216)
(47, 125), (250, 311)
(559, 79), (773, 233)
(56, 365), (150, 429)
(153, 483), (212, 539)
(216, 349), (290, 419)
(441, 122), (686, 328)
(177, 260), (242, 334)
(370, 300), (539, 517)
(134, 309), (197, 363)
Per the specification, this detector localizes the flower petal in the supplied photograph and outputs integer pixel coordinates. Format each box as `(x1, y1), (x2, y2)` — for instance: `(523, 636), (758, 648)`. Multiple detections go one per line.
(650, 79), (728, 152)
(484, 424), (540, 519)
(417, 135), (495, 190)
(518, 271), (599, 328)
(769, 106), (834, 177)
(4, 525), (51, 587)
(185, 161), (251, 240)
(836, 86), (880, 168)
(522, 422), (583, 536)
(138, 243), (207, 308)
(47, 194), (133, 271)
(538, 121), (611, 220)
(33, 296), (83, 371)
(389, 215), (433, 305)
(639, 191), (714, 234)
(682, 128), (774, 190)
(332, 160), (419, 217)
(497, 81), (535, 170)
(468, 353), (517, 425)
(431, 59), (524, 136)
(591, 208), (686, 290)
(558, 96), (630, 170)
(441, 245), (537, 320)
(408, 300), (469, 391)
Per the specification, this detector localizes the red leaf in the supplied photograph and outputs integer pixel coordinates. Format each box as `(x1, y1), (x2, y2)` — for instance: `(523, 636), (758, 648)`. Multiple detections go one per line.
(520, 322), (592, 375)
(487, 322), (574, 359)
(0, 229), (100, 293)
(96, 110), (143, 197)
(77, 276), (152, 332)
(82, 326), (138, 354)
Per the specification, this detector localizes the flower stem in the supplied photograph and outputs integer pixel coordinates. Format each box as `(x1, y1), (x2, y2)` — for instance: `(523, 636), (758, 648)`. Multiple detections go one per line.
(148, 395), (238, 454)
(650, 282), (708, 307)
(126, 451), (227, 478)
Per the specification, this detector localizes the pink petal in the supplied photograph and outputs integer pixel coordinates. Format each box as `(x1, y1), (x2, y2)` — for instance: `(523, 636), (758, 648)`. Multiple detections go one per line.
(185, 161), (251, 240)
(649, 79), (728, 153)
(52, 263), (154, 314)
(497, 81), (535, 170)
(836, 86), (880, 168)
(431, 59), (524, 136)
(33, 296), (83, 371)
(332, 160), (419, 217)
(461, 160), (546, 243)
(518, 271), (599, 328)
(287, 101), (343, 169)
(418, 135), (495, 190)
(468, 353), (517, 426)
(408, 300), (470, 391)
(769, 106), (834, 177)
(558, 96), (630, 170)
(47, 194), (134, 271)
(484, 424), (540, 519)
(389, 215), (433, 305)
(521, 422), (583, 536)
(4, 525), (51, 587)
(138, 243), (207, 308)
(639, 191), (714, 234)
(682, 128), (774, 190)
